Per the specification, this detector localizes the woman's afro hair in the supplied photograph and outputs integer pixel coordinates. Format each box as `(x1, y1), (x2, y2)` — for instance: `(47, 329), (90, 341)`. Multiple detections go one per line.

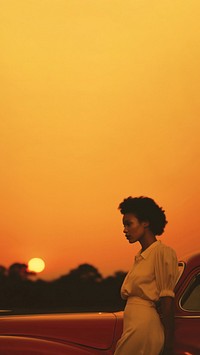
(118, 196), (168, 236)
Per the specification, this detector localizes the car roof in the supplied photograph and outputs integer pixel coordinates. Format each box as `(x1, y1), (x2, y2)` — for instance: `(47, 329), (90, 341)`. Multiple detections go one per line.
(178, 252), (200, 278)
(179, 252), (200, 268)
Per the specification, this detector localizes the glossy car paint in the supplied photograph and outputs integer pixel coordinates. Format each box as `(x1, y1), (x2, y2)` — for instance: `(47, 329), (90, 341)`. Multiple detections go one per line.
(174, 253), (200, 355)
(0, 253), (199, 354)
(0, 336), (102, 355)
(0, 312), (117, 354)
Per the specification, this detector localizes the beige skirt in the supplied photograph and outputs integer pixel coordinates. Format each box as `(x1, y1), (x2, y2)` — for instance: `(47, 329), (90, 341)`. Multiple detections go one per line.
(114, 297), (164, 355)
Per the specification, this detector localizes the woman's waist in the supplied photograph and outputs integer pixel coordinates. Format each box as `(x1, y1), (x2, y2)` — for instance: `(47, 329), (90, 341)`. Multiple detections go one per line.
(126, 296), (156, 307)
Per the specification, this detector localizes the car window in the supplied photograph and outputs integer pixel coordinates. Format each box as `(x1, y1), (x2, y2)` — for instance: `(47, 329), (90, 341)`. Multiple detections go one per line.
(176, 261), (185, 284)
(180, 273), (200, 311)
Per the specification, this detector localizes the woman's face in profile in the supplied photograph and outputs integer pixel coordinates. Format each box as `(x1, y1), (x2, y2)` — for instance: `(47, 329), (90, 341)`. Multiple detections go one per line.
(122, 213), (147, 244)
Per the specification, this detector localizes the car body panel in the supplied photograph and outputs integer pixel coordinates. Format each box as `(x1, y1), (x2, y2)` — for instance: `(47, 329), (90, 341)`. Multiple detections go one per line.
(0, 336), (102, 355)
(174, 318), (200, 355)
(0, 313), (117, 352)
(173, 253), (200, 354)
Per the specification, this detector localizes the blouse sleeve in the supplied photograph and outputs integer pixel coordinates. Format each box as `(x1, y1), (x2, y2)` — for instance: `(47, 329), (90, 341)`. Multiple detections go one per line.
(155, 245), (179, 298)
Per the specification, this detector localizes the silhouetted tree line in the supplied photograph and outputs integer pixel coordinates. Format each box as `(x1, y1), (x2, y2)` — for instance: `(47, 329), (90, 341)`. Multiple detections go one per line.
(0, 263), (127, 314)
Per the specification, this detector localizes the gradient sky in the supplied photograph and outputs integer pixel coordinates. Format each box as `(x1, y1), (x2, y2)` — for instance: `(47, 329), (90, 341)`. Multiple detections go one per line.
(1, 0), (200, 280)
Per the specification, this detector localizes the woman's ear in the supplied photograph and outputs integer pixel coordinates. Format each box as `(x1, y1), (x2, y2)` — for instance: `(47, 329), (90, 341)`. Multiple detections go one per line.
(143, 221), (149, 228)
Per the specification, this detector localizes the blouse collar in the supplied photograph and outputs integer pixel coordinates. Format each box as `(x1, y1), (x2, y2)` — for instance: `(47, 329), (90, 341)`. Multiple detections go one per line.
(135, 240), (161, 262)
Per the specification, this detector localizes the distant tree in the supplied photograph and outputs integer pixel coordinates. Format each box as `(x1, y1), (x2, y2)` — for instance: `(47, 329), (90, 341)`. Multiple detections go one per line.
(0, 261), (127, 313)
(113, 271), (127, 284)
(67, 263), (102, 283)
(0, 265), (7, 280)
(8, 263), (36, 281)
(0, 265), (8, 308)
(51, 264), (103, 311)
(99, 270), (127, 311)
(1, 263), (37, 311)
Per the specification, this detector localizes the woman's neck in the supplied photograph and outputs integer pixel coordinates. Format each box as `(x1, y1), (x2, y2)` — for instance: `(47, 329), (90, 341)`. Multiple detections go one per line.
(139, 233), (157, 252)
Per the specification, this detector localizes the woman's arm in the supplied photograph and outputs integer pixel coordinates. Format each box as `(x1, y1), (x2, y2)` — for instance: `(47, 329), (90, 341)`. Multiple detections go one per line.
(160, 296), (175, 355)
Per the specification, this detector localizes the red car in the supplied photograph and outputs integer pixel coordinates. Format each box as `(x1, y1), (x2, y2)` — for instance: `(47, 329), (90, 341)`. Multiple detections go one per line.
(0, 252), (199, 354)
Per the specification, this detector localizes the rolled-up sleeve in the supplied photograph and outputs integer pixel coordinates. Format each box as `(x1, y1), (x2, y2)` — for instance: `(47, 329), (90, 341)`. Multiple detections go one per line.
(155, 245), (179, 298)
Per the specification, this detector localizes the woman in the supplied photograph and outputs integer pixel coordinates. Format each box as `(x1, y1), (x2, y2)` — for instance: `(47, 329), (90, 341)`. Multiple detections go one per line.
(114, 196), (179, 355)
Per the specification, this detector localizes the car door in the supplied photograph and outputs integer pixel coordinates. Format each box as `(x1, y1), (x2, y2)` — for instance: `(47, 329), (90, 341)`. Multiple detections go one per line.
(175, 265), (200, 355)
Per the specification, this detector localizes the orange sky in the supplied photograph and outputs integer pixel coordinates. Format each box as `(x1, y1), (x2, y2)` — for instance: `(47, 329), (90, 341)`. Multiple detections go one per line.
(0, 0), (200, 280)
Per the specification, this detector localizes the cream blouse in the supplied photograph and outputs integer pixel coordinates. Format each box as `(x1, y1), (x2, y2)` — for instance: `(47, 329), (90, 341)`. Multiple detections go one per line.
(121, 240), (179, 302)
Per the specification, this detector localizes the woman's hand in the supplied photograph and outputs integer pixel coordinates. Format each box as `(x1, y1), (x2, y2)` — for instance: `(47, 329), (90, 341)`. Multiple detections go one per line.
(159, 296), (175, 355)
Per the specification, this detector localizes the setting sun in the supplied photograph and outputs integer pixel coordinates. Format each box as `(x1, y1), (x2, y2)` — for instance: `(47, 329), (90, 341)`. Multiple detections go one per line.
(28, 258), (45, 273)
